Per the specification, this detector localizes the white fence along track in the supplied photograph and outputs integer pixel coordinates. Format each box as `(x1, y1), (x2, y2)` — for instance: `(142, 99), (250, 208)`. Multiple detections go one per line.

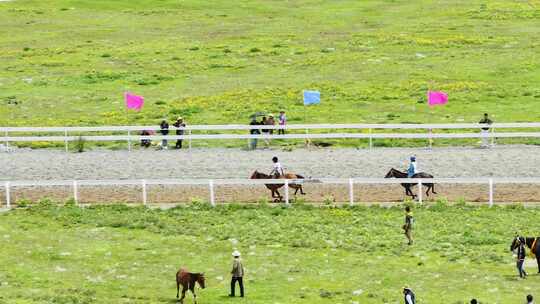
(2, 123), (540, 151)
(3, 177), (540, 208)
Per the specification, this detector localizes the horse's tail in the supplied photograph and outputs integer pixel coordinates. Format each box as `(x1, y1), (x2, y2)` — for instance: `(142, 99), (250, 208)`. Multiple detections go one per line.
(295, 174), (305, 179)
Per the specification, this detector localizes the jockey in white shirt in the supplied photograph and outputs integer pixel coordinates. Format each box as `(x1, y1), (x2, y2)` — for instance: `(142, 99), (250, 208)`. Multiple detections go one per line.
(270, 156), (284, 178)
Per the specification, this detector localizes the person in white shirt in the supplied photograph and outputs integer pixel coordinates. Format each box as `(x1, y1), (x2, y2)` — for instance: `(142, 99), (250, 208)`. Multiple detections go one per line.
(270, 156), (284, 178)
(403, 287), (415, 304)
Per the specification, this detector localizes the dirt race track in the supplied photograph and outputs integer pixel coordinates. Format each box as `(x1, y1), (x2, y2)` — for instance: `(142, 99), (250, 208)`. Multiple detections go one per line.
(1, 146), (540, 205)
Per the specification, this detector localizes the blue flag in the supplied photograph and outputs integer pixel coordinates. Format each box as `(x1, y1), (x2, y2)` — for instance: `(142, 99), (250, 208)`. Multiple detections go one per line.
(303, 90), (320, 106)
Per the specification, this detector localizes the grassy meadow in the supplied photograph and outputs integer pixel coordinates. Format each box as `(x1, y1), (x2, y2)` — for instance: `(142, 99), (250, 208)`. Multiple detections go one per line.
(1, 0), (540, 130)
(0, 202), (539, 303)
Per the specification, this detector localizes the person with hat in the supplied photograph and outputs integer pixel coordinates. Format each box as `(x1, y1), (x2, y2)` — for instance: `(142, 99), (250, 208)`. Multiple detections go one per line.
(407, 156), (417, 178)
(173, 117), (186, 149)
(403, 287), (416, 304)
(403, 206), (414, 245)
(229, 250), (244, 297)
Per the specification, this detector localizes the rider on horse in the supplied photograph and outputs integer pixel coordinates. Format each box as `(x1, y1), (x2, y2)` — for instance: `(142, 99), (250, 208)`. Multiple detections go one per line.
(270, 156), (284, 178)
(407, 156), (417, 178)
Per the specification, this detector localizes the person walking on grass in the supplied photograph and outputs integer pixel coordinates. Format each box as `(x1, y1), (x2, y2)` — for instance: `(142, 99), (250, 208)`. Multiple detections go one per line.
(479, 113), (493, 148)
(515, 236), (528, 279)
(229, 250), (244, 298)
(159, 119), (169, 149)
(278, 111), (287, 135)
(249, 116), (260, 150)
(527, 294), (534, 304)
(173, 117), (186, 149)
(403, 206), (414, 245)
(403, 287), (416, 304)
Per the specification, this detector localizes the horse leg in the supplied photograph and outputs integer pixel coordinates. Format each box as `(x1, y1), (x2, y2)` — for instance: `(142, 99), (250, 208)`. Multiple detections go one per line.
(176, 281), (180, 299)
(180, 287), (187, 303)
(294, 186), (299, 195)
(536, 254), (540, 273)
(275, 189), (282, 201)
(431, 184), (437, 194)
(191, 287), (197, 304)
(300, 185), (306, 195)
(425, 184), (430, 197)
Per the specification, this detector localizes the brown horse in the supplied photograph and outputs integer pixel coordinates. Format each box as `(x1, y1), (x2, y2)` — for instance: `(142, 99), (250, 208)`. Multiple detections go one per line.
(176, 268), (205, 303)
(384, 168), (436, 199)
(250, 170), (306, 202)
(510, 236), (540, 273)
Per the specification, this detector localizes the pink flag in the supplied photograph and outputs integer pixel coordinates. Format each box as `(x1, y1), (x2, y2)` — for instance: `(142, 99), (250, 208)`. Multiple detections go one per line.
(125, 92), (144, 111)
(427, 91), (448, 106)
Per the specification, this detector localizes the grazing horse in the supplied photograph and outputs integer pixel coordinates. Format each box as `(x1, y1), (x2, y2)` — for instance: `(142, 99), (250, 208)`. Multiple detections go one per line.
(384, 168), (436, 199)
(176, 268), (205, 303)
(250, 170), (306, 202)
(510, 235), (540, 273)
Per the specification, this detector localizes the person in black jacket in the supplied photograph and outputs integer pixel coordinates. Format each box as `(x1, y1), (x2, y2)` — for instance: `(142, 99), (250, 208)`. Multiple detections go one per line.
(173, 117), (186, 149)
(159, 119), (169, 149)
(249, 117), (260, 150)
(516, 236), (528, 278)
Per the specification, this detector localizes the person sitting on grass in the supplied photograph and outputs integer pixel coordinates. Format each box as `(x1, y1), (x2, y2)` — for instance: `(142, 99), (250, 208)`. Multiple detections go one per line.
(270, 156), (284, 178)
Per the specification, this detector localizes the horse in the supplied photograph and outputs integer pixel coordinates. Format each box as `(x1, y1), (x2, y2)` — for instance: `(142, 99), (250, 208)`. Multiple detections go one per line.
(384, 168), (436, 199)
(176, 268), (205, 303)
(510, 235), (540, 273)
(250, 170), (306, 202)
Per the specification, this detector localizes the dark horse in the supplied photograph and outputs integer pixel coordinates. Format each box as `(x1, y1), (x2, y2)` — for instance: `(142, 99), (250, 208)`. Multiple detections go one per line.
(510, 235), (540, 273)
(176, 268), (205, 303)
(250, 170), (306, 202)
(384, 168), (436, 199)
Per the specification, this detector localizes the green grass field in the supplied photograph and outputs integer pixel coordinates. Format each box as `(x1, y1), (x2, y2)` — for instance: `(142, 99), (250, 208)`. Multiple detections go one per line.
(1, 0), (540, 129)
(0, 202), (539, 303)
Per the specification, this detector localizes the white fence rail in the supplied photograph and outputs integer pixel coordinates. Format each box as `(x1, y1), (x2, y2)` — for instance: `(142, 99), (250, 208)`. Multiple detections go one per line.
(2, 177), (540, 208)
(2, 123), (540, 151)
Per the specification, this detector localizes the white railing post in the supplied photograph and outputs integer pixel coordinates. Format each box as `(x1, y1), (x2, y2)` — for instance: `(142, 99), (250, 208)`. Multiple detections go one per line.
(188, 129), (192, 150)
(348, 178), (354, 206)
(64, 129), (68, 152)
(72, 180), (78, 205)
(209, 180), (215, 207)
(417, 181), (422, 204)
(284, 180), (290, 205)
(141, 179), (147, 205)
(127, 130), (131, 152)
(4, 130), (9, 151)
(488, 178), (493, 207)
(5, 181), (11, 208)
(428, 128), (433, 149)
(369, 128), (373, 149)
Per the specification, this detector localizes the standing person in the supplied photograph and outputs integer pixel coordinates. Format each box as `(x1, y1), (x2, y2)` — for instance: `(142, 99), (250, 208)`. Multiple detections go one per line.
(278, 111), (287, 135)
(173, 117), (186, 149)
(516, 236), (528, 278)
(159, 119), (169, 149)
(527, 294), (534, 304)
(407, 156), (417, 178)
(249, 117), (260, 150)
(479, 113), (493, 148)
(229, 250), (244, 298)
(270, 156), (284, 178)
(403, 206), (414, 245)
(403, 287), (416, 304)
(264, 115), (275, 147)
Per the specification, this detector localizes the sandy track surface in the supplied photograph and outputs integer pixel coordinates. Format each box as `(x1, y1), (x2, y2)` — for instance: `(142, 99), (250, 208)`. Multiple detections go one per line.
(1, 146), (540, 204)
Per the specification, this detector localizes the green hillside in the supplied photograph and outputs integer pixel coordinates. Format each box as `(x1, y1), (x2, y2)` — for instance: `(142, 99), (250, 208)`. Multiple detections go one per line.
(1, 0), (540, 128)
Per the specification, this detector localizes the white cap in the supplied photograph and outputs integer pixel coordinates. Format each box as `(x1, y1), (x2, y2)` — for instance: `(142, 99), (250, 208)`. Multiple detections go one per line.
(232, 250), (241, 257)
